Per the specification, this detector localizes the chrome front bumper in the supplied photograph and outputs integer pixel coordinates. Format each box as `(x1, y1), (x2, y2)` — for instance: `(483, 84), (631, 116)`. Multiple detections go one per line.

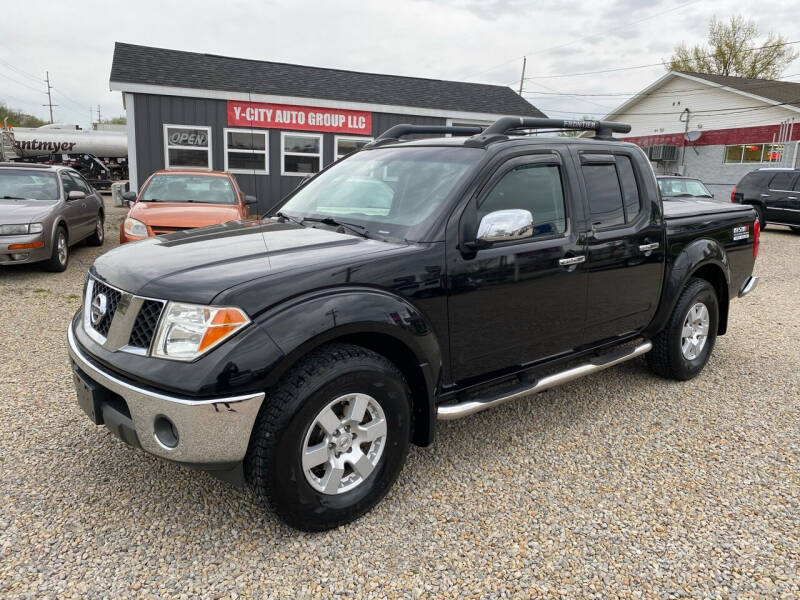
(67, 324), (265, 464)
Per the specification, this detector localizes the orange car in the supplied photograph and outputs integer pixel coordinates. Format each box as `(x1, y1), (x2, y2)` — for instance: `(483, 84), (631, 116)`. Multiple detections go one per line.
(120, 170), (257, 243)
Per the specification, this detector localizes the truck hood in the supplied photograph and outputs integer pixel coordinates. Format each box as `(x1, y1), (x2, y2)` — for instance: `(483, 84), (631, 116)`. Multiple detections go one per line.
(662, 197), (755, 220)
(129, 201), (241, 228)
(92, 219), (404, 304)
(0, 199), (54, 223)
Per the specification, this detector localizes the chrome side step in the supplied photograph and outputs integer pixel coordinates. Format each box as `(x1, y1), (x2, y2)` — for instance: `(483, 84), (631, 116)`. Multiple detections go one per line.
(437, 340), (653, 421)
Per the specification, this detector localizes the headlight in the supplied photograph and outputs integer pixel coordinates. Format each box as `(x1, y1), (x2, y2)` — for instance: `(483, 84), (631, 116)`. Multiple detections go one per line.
(0, 223), (33, 235)
(29, 223), (44, 234)
(152, 302), (250, 361)
(123, 217), (148, 237)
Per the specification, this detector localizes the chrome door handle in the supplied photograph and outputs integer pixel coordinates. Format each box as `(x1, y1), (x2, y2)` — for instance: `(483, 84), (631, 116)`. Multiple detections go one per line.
(639, 242), (660, 252)
(789, 196), (798, 200)
(559, 255), (586, 266)
(760, 194), (770, 197)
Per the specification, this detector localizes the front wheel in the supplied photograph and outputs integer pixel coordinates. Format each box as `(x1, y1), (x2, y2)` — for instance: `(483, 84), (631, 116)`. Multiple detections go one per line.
(646, 278), (719, 381)
(245, 343), (411, 531)
(43, 227), (68, 272)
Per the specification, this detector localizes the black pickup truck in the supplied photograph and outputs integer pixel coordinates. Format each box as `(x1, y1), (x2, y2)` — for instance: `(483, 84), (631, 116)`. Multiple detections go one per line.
(67, 117), (759, 530)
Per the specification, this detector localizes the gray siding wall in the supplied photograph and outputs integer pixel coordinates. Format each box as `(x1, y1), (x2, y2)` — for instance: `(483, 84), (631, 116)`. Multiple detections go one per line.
(131, 93), (445, 214)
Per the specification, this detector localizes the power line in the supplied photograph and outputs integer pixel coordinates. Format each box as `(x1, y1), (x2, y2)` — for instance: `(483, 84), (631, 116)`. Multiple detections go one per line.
(0, 69), (46, 95)
(540, 98), (800, 117)
(523, 40), (800, 80)
(0, 57), (43, 84)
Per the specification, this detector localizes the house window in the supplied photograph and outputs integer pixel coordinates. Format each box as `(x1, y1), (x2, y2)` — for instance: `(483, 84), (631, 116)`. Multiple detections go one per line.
(163, 125), (212, 170)
(224, 129), (268, 174)
(335, 136), (372, 160)
(281, 132), (323, 176)
(724, 143), (784, 164)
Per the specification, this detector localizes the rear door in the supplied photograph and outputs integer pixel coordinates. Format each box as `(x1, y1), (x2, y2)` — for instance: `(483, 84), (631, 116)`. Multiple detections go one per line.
(576, 147), (665, 345)
(447, 150), (588, 381)
(766, 171), (800, 224)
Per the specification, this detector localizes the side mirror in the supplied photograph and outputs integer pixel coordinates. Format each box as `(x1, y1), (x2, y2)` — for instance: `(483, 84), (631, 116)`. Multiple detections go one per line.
(244, 195), (257, 206)
(68, 190), (86, 201)
(122, 191), (137, 207)
(475, 209), (533, 246)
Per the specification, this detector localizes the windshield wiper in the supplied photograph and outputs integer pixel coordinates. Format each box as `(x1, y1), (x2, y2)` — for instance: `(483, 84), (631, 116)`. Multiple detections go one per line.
(302, 217), (369, 238)
(1, 195), (26, 200)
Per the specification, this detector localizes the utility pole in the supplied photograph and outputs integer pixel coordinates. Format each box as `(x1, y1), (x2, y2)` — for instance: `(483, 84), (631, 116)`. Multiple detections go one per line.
(518, 56), (527, 96)
(96, 105), (101, 124)
(42, 71), (57, 124)
(679, 108), (691, 173)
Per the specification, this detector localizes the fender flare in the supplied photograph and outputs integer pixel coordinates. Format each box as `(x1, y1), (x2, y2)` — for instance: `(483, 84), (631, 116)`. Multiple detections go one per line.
(646, 238), (731, 337)
(256, 287), (443, 446)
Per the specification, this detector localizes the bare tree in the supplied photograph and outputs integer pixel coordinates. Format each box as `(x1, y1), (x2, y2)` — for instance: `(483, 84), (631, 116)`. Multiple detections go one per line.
(666, 15), (798, 79)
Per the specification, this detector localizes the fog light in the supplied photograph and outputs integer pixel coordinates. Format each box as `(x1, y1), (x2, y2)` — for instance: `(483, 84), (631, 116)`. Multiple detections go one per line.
(154, 415), (179, 449)
(10, 253), (30, 261)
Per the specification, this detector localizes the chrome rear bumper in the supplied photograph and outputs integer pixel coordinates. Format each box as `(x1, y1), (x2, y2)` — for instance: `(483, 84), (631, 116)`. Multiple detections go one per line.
(738, 275), (759, 298)
(67, 324), (265, 464)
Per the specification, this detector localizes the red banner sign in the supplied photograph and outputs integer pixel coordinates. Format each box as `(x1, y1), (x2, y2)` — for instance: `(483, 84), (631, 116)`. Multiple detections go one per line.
(227, 101), (371, 135)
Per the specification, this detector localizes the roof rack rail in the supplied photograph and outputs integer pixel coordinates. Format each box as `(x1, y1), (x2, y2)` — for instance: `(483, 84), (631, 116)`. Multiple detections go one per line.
(465, 117), (631, 146)
(0, 161), (50, 168)
(365, 124), (484, 148)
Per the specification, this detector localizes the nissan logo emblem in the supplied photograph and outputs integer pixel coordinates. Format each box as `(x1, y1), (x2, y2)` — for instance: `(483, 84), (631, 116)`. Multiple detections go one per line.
(90, 293), (108, 325)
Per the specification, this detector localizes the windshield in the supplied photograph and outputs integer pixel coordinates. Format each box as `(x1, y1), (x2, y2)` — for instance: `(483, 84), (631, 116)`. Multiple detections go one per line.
(276, 146), (483, 240)
(658, 178), (712, 198)
(141, 174), (237, 204)
(0, 170), (59, 201)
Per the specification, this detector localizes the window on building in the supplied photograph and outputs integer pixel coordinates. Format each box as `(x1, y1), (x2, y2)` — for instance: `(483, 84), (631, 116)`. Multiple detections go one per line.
(224, 129), (268, 173)
(724, 143), (784, 165)
(335, 136), (372, 160)
(478, 164), (567, 238)
(282, 132), (323, 176)
(164, 125), (212, 170)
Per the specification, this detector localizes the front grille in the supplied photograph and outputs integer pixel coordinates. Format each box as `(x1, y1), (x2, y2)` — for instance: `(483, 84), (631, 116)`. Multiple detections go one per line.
(90, 279), (122, 338)
(128, 300), (164, 349)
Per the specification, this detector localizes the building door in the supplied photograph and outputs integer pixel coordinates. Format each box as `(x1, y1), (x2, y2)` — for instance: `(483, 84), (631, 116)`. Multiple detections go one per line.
(447, 152), (588, 382)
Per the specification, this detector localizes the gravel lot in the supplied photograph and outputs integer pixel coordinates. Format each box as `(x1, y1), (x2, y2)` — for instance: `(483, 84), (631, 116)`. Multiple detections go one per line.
(1, 199), (799, 599)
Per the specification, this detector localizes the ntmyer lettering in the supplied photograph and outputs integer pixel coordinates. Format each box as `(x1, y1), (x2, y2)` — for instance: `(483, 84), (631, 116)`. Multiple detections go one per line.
(14, 140), (78, 153)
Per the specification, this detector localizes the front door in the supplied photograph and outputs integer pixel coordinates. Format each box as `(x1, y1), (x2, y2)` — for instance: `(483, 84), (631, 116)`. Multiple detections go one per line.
(59, 171), (86, 238)
(447, 152), (588, 383)
(576, 149), (665, 345)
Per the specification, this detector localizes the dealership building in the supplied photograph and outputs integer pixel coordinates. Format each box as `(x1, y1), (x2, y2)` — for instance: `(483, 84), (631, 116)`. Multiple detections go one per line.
(597, 71), (800, 197)
(109, 43), (544, 211)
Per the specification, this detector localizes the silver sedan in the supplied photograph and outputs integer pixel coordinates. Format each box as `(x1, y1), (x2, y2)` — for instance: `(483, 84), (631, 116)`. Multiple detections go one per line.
(0, 163), (105, 271)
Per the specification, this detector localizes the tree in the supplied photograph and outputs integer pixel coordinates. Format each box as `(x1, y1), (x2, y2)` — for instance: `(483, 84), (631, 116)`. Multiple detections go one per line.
(0, 103), (47, 127)
(666, 15), (798, 79)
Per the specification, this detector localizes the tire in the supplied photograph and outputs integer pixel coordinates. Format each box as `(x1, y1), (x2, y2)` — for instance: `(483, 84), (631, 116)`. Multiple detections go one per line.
(43, 226), (68, 272)
(646, 278), (719, 381)
(790, 226), (800, 234)
(86, 213), (105, 246)
(753, 204), (766, 230)
(245, 343), (412, 531)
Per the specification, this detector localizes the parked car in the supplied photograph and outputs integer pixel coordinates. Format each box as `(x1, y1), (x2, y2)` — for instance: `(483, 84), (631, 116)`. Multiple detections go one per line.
(120, 170), (257, 243)
(657, 175), (715, 200)
(67, 118), (759, 531)
(731, 167), (800, 232)
(0, 162), (104, 271)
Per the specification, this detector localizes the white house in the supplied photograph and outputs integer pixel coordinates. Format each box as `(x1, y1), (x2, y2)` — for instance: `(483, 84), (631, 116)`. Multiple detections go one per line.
(595, 71), (800, 197)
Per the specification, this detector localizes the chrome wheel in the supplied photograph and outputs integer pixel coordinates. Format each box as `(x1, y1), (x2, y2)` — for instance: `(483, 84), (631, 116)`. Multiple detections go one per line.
(681, 302), (710, 360)
(96, 218), (104, 242)
(57, 233), (67, 266)
(302, 393), (387, 495)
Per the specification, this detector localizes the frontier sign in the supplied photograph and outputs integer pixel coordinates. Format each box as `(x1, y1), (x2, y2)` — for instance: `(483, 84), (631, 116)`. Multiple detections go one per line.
(227, 101), (371, 135)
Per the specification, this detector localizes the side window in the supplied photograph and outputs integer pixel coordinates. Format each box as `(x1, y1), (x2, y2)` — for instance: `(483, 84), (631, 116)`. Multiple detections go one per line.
(615, 156), (641, 222)
(582, 164), (625, 228)
(60, 172), (80, 196)
(69, 172), (91, 194)
(478, 163), (566, 237)
(769, 172), (797, 190)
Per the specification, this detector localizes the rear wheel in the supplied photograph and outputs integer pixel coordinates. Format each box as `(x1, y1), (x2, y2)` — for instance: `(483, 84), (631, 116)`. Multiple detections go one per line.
(753, 204), (766, 230)
(86, 213), (104, 246)
(646, 278), (719, 381)
(245, 343), (411, 531)
(43, 227), (68, 272)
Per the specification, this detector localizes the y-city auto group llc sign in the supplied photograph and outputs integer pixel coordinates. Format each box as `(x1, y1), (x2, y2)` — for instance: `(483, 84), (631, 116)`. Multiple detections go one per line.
(227, 100), (371, 135)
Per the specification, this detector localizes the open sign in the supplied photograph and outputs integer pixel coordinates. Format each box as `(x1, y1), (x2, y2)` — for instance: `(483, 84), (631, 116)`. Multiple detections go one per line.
(167, 128), (208, 147)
